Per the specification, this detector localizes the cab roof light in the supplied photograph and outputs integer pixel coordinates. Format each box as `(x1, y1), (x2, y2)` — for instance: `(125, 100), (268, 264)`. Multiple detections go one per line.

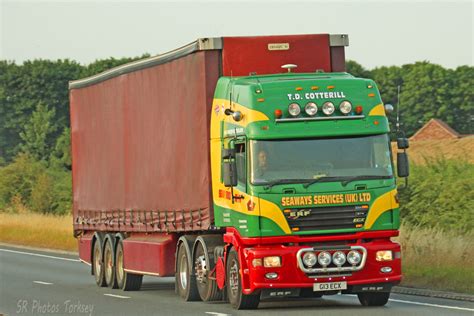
(274, 109), (283, 119)
(368, 93), (375, 97)
(296, 87), (303, 91)
(311, 86), (319, 90)
(257, 98), (265, 102)
(327, 85), (335, 89)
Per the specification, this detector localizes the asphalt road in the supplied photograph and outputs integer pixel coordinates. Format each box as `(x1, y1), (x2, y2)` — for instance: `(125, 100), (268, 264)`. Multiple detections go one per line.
(1, 246), (473, 316)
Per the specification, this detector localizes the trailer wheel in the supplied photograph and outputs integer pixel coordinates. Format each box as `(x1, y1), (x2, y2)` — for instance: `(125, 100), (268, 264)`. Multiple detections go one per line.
(357, 292), (390, 306)
(115, 239), (142, 291)
(194, 236), (222, 301)
(92, 238), (106, 287)
(176, 241), (200, 301)
(103, 237), (118, 288)
(226, 248), (260, 310)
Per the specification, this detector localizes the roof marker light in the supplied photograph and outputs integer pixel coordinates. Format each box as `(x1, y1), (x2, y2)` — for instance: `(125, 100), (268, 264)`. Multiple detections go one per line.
(257, 98), (265, 102)
(311, 86), (319, 90)
(274, 109), (283, 119)
(368, 93), (375, 97)
(296, 87), (303, 91)
(327, 85), (335, 89)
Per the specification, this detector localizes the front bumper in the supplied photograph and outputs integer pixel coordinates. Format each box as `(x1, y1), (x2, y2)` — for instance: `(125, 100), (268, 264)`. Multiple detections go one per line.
(225, 229), (401, 295)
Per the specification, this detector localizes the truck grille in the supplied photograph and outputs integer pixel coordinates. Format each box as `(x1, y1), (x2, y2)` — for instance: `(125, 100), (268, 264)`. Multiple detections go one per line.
(284, 205), (368, 231)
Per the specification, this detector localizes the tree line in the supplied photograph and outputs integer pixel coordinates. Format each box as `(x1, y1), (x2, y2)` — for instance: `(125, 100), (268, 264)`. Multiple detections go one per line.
(0, 57), (472, 215)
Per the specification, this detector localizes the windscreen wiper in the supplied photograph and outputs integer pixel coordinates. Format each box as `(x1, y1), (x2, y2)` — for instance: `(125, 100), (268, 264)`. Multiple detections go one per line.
(302, 176), (347, 189)
(263, 179), (311, 189)
(340, 175), (393, 187)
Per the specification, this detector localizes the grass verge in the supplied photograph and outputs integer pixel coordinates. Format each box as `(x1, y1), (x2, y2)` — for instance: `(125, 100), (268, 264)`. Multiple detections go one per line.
(0, 212), (77, 251)
(398, 224), (474, 294)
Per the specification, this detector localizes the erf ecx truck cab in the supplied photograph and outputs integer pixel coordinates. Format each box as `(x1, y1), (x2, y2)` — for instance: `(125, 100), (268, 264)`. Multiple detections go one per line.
(69, 34), (409, 310)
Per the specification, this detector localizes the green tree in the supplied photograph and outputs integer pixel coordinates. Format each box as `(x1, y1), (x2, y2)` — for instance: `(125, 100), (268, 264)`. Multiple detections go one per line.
(346, 60), (372, 78)
(19, 103), (57, 161)
(399, 62), (452, 136)
(50, 127), (71, 170)
(450, 66), (474, 134)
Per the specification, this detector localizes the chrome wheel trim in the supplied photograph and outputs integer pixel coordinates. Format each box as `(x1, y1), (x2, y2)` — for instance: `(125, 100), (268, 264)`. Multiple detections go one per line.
(179, 253), (188, 289)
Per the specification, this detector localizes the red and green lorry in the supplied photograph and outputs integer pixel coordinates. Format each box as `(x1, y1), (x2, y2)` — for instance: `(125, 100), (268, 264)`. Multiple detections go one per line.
(69, 34), (409, 309)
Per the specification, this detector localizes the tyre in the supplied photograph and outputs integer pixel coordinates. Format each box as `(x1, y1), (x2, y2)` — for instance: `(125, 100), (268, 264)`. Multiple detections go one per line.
(92, 238), (106, 287)
(103, 237), (118, 288)
(226, 248), (260, 310)
(115, 239), (143, 291)
(194, 237), (222, 301)
(357, 292), (390, 306)
(176, 241), (200, 301)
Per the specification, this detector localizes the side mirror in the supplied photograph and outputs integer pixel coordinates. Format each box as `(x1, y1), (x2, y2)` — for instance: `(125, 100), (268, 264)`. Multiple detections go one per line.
(397, 138), (409, 150)
(397, 152), (410, 178)
(223, 161), (237, 187)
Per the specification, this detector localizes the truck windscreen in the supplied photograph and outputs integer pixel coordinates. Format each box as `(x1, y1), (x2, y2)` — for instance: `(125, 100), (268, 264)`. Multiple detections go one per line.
(250, 134), (393, 185)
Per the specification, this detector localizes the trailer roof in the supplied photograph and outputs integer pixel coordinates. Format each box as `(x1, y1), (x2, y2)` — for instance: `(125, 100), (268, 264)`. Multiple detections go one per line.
(69, 34), (348, 90)
(69, 38), (222, 90)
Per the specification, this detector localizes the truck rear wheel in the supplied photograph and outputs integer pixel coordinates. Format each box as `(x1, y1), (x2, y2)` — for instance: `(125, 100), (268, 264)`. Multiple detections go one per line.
(226, 248), (260, 310)
(115, 239), (142, 291)
(194, 236), (222, 301)
(357, 292), (390, 306)
(176, 241), (200, 301)
(93, 238), (106, 287)
(103, 237), (118, 288)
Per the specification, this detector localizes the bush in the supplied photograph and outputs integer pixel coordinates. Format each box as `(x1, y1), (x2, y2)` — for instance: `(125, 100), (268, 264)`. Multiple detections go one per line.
(0, 153), (71, 214)
(399, 157), (474, 233)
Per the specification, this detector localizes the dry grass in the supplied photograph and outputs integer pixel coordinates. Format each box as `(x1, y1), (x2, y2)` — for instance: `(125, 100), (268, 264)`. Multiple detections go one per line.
(392, 137), (474, 164)
(398, 224), (474, 294)
(0, 212), (77, 251)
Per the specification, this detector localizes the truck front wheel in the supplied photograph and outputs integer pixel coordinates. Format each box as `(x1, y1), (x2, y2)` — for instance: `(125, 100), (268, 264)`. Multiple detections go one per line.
(226, 248), (260, 310)
(357, 292), (390, 306)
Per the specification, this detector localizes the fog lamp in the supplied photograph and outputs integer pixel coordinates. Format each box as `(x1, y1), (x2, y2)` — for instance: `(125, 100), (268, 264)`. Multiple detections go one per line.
(317, 251), (331, 266)
(302, 252), (317, 267)
(339, 101), (352, 114)
(288, 103), (301, 117)
(322, 102), (335, 115)
(347, 250), (362, 265)
(304, 102), (318, 116)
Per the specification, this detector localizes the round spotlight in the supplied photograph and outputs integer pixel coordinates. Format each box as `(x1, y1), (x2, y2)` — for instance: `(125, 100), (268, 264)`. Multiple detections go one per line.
(347, 250), (362, 265)
(304, 102), (318, 116)
(339, 101), (352, 115)
(322, 102), (335, 115)
(317, 251), (331, 266)
(332, 251), (346, 266)
(288, 103), (301, 117)
(302, 252), (317, 267)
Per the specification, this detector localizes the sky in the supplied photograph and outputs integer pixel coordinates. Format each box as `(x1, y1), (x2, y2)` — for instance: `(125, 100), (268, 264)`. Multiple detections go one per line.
(0, 0), (472, 69)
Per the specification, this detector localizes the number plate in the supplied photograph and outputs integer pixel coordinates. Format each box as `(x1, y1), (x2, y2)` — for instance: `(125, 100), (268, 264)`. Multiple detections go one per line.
(313, 281), (347, 292)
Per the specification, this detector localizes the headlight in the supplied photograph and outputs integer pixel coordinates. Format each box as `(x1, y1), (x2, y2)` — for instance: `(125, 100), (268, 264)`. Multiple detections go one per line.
(288, 103), (301, 117)
(339, 101), (352, 114)
(322, 102), (335, 115)
(332, 251), (346, 266)
(347, 250), (362, 265)
(317, 251), (331, 266)
(302, 252), (317, 267)
(304, 102), (318, 116)
(263, 256), (282, 267)
(376, 250), (393, 262)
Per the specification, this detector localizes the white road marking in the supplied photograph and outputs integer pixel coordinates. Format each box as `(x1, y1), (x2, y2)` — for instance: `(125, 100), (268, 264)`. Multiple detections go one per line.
(0, 248), (80, 262)
(104, 294), (131, 299)
(33, 281), (53, 285)
(390, 298), (474, 312)
(205, 313), (231, 316)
